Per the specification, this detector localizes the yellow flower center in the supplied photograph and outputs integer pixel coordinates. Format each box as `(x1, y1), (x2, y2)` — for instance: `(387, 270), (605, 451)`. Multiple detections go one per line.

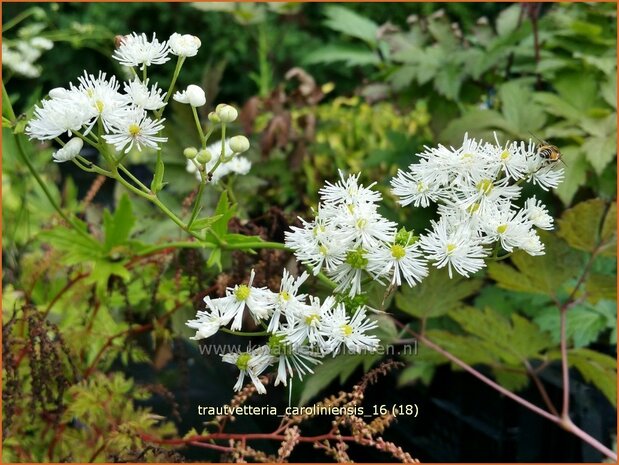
(319, 244), (328, 256)
(446, 243), (457, 254)
(128, 123), (141, 137)
(356, 218), (367, 229)
(236, 353), (251, 370)
(305, 314), (320, 326)
(497, 224), (508, 234)
(467, 203), (480, 214)
(391, 244), (406, 260)
(500, 150), (510, 160)
(476, 179), (494, 195)
(234, 284), (250, 301)
(280, 291), (291, 302)
(342, 324), (353, 336)
(95, 100), (105, 113)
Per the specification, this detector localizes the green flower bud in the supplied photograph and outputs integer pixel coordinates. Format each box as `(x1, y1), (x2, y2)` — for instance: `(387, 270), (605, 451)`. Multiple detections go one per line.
(196, 149), (212, 164)
(208, 111), (221, 123)
(216, 104), (238, 123)
(229, 135), (250, 153)
(183, 147), (198, 159)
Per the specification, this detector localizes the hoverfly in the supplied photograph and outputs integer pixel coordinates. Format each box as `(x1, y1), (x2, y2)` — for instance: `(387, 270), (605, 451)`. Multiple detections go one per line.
(529, 132), (566, 166)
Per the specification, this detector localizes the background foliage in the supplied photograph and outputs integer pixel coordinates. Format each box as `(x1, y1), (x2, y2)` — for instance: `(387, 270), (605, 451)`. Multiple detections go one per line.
(2, 2), (616, 462)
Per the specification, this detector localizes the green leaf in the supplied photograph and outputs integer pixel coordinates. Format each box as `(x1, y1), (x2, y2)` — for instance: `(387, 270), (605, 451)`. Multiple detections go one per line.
(496, 4), (522, 36)
(440, 109), (515, 145)
(534, 92), (582, 121)
(487, 231), (583, 298)
(499, 81), (546, 134)
(298, 355), (365, 405)
(103, 195), (135, 252)
(581, 135), (616, 176)
(150, 152), (165, 193)
(207, 248), (222, 272)
(398, 362), (435, 386)
(209, 191), (235, 238)
(303, 44), (380, 67)
(600, 74), (616, 109)
(39, 227), (104, 265)
(493, 369), (529, 392)
(585, 273), (617, 303)
(534, 303), (610, 348)
(223, 233), (263, 246)
(554, 146), (588, 206)
(189, 214), (223, 231)
(557, 198), (616, 254)
(322, 5), (379, 46)
(423, 329), (497, 366)
(450, 307), (553, 364)
(555, 348), (617, 407)
(553, 71), (600, 113)
(395, 267), (483, 319)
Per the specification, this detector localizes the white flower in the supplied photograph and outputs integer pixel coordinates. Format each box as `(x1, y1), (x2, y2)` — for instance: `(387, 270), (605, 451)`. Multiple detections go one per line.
(267, 270), (309, 332)
(335, 201), (397, 249)
(113, 32), (170, 70)
(330, 248), (368, 297)
(103, 108), (167, 153)
(320, 170), (382, 207)
(52, 137), (83, 163)
(168, 33), (201, 57)
(30, 37), (54, 50)
(186, 297), (229, 340)
(284, 296), (334, 352)
(220, 269), (274, 331)
(268, 334), (320, 387)
(173, 84), (206, 107)
(26, 96), (95, 140)
(525, 196), (554, 230)
(322, 305), (379, 354)
(519, 230), (545, 255)
(420, 218), (489, 278)
(124, 77), (166, 110)
(75, 71), (130, 132)
(285, 216), (346, 275)
(391, 168), (442, 207)
(222, 346), (274, 394)
(367, 237), (428, 287)
(482, 206), (533, 253)
(526, 161), (565, 191)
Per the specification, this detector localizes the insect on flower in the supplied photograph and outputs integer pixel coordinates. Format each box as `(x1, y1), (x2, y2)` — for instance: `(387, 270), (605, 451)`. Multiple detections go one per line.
(530, 132), (566, 166)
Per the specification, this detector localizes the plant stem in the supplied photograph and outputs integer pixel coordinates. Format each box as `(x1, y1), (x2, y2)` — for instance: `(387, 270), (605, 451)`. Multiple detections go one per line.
(187, 179), (206, 229)
(2, 80), (17, 121)
(220, 328), (270, 337)
(13, 126), (92, 241)
(2, 7), (37, 33)
(395, 320), (617, 460)
(559, 304), (571, 421)
(191, 105), (206, 148)
(118, 164), (151, 193)
(156, 55), (185, 119)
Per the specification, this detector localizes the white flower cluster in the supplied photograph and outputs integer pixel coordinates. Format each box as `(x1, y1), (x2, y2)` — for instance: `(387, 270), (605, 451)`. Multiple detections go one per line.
(26, 71), (168, 154)
(392, 134), (560, 277)
(2, 37), (53, 78)
(186, 269), (380, 393)
(25, 32), (204, 158)
(186, 138), (251, 184)
(285, 172), (429, 296)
